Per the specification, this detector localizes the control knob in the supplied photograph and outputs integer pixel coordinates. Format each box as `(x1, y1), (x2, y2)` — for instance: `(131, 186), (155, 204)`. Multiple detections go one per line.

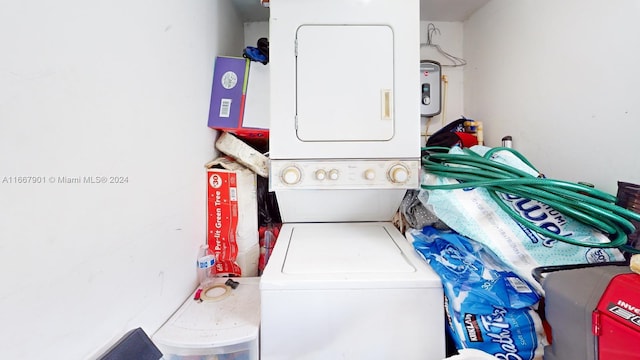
(364, 169), (376, 180)
(388, 164), (410, 184)
(281, 166), (302, 185)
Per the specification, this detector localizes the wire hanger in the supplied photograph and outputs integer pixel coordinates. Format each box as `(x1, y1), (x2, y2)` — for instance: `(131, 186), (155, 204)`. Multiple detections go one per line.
(420, 23), (467, 67)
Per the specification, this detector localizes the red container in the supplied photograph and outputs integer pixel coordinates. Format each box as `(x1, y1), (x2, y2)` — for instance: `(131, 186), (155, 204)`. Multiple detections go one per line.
(592, 273), (640, 360)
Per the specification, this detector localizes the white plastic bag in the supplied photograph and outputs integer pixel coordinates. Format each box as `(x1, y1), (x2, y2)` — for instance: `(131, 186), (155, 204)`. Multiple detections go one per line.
(421, 146), (625, 294)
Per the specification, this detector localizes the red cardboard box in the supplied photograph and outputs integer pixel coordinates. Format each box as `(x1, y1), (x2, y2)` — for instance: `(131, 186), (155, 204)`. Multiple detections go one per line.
(593, 273), (640, 360)
(205, 157), (259, 277)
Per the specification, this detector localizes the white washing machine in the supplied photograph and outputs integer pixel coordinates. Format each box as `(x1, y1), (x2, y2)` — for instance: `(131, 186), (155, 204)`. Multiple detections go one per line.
(261, 0), (445, 359)
(260, 222), (444, 360)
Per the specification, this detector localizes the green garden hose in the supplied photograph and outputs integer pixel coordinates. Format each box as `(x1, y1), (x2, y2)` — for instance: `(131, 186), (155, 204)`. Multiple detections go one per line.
(421, 146), (640, 254)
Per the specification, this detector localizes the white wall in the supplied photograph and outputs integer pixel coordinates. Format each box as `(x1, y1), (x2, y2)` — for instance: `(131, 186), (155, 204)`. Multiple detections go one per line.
(464, 0), (640, 193)
(0, 1), (242, 358)
(244, 21), (269, 47)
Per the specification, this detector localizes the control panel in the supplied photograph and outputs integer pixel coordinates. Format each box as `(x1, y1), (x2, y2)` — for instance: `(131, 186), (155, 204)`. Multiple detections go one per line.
(270, 159), (421, 190)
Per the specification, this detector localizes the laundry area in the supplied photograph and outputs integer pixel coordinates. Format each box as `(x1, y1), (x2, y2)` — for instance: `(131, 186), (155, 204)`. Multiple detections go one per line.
(1, 0), (640, 359)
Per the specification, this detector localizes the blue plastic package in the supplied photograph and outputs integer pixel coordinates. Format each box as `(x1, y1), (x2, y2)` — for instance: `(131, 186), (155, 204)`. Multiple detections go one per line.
(410, 227), (548, 360)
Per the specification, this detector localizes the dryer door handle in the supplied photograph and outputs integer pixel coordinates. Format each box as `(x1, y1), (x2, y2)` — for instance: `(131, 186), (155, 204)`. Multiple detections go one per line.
(381, 89), (392, 120)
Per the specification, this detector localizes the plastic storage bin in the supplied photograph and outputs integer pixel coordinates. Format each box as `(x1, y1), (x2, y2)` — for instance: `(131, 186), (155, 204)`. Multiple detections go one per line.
(152, 277), (260, 360)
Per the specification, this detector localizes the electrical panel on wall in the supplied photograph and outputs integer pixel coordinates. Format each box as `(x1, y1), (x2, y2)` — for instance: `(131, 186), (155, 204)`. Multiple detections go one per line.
(420, 60), (441, 117)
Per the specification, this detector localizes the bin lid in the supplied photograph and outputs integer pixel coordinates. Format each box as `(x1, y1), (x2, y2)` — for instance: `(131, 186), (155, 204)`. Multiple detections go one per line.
(152, 277), (260, 350)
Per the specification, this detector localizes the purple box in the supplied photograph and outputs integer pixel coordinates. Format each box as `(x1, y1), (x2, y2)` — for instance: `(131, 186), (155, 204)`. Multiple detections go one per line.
(207, 56), (269, 139)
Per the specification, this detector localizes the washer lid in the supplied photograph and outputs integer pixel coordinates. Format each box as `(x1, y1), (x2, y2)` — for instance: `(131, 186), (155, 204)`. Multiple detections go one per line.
(260, 222), (442, 290)
(283, 223), (415, 274)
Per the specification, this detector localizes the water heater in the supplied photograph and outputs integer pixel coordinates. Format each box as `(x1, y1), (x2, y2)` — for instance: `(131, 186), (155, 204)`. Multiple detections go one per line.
(420, 60), (441, 117)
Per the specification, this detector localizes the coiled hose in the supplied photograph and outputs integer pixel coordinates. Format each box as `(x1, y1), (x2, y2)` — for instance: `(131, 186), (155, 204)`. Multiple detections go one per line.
(421, 146), (640, 254)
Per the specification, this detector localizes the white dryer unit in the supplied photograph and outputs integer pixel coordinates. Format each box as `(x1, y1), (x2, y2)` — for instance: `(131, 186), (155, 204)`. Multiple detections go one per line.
(268, 0), (423, 223)
(261, 0), (445, 359)
(268, 0), (421, 161)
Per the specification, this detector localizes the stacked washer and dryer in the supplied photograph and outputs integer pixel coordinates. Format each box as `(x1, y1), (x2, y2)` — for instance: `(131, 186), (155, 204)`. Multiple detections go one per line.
(260, 0), (445, 359)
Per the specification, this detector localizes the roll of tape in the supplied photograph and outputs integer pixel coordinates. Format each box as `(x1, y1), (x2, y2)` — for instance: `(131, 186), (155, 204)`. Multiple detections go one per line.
(200, 284), (231, 301)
